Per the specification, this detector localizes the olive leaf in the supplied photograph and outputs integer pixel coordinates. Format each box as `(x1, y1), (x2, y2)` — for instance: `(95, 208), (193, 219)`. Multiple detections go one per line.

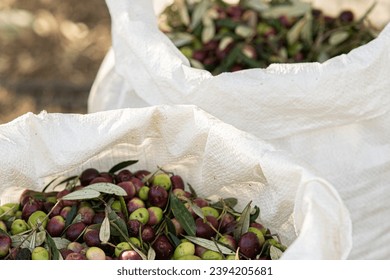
(233, 201), (251, 240)
(61, 188), (100, 200)
(29, 231), (36, 251)
(108, 160), (138, 174)
(189, 58), (204, 69)
(119, 196), (129, 220)
(329, 31), (350, 46)
(147, 246), (156, 260)
(176, 0), (190, 26)
(210, 197), (238, 210)
(84, 183), (127, 196)
(46, 234), (60, 260)
(100, 216), (111, 244)
(201, 23), (216, 43)
(263, 1), (310, 18)
(215, 18), (241, 29)
(166, 32), (194, 48)
(10, 233), (31, 248)
(235, 25), (255, 38)
(270, 245), (284, 260)
(218, 36), (234, 51)
(242, 0), (269, 12)
(41, 177), (59, 193)
(187, 183), (197, 198)
(167, 231), (182, 248)
(35, 231), (46, 247)
(0, 228), (9, 236)
(165, 217), (182, 247)
(184, 235), (235, 255)
(170, 192), (196, 236)
(287, 16), (307, 45)
(108, 209), (128, 239)
(51, 237), (71, 250)
(190, 203), (204, 219)
(64, 204), (78, 228)
(301, 11), (313, 45)
(189, 0), (211, 31)
(71, 213), (83, 224)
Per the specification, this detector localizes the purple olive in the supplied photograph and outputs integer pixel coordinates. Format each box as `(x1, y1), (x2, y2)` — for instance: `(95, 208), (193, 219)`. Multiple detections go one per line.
(238, 232), (261, 259)
(79, 168), (100, 186)
(152, 235), (174, 260)
(148, 185), (168, 208)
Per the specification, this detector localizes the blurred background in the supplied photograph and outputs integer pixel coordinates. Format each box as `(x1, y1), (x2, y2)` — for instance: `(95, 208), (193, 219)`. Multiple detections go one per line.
(0, 0), (111, 124)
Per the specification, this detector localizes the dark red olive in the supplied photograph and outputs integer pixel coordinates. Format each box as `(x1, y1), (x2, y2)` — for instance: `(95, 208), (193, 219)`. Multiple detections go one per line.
(238, 232), (261, 259)
(79, 168), (100, 186)
(152, 235), (174, 260)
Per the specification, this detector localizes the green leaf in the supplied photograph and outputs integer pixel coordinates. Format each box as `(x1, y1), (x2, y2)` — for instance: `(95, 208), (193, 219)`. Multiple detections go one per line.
(108, 209), (128, 239)
(65, 204), (78, 228)
(218, 36), (234, 51)
(35, 231), (46, 247)
(287, 16), (306, 45)
(221, 44), (242, 71)
(29, 231), (36, 251)
(176, 0), (190, 26)
(147, 246), (156, 260)
(184, 235), (235, 255)
(263, 1), (310, 18)
(201, 23), (216, 43)
(85, 183), (127, 196)
(329, 31), (350, 46)
(215, 18), (241, 29)
(0, 228), (9, 236)
(51, 237), (71, 250)
(234, 201), (252, 240)
(241, 0), (269, 12)
(165, 217), (182, 247)
(41, 177), (59, 193)
(167, 231), (182, 248)
(189, 58), (204, 70)
(61, 188), (100, 200)
(108, 160), (138, 174)
(119, 196), (129, 220)
(187, 183), (197, 198)
(10, 233), (29, 248)
(99, 216), (111, 244)
(235, 25), (255, 38)
(166, 32), (194, 48)
(301, 12), (313, 45)
(190, 203), (204, 219)
(189, 0), (211, 31)
(270, 245), (284, 260)
(211, 197), (238, 209)
(46, 234), (60, 260)
(170, 192), (196, 236)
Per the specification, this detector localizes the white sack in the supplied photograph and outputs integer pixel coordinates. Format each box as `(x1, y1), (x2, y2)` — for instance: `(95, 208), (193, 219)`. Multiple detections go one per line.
(88, 0), (390, 260)
(0, 105), (351, 259)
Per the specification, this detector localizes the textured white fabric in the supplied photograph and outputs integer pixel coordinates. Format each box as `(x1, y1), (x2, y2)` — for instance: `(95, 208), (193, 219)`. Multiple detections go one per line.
(87, 0), (390, 259)
(0, 105), (351, 260)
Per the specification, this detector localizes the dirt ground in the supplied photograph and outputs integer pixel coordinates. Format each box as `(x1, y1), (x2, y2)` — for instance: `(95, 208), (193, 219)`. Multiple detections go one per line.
(0, 0), (111, 124)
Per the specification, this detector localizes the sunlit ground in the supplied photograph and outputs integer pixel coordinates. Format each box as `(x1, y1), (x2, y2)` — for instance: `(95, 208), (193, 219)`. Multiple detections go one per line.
(0, 0), (111, 124)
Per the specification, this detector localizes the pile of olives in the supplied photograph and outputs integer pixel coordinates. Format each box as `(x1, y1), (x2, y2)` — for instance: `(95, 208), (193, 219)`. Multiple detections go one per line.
(160, 0), (378, 75)
(0, 160), (287, 260)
